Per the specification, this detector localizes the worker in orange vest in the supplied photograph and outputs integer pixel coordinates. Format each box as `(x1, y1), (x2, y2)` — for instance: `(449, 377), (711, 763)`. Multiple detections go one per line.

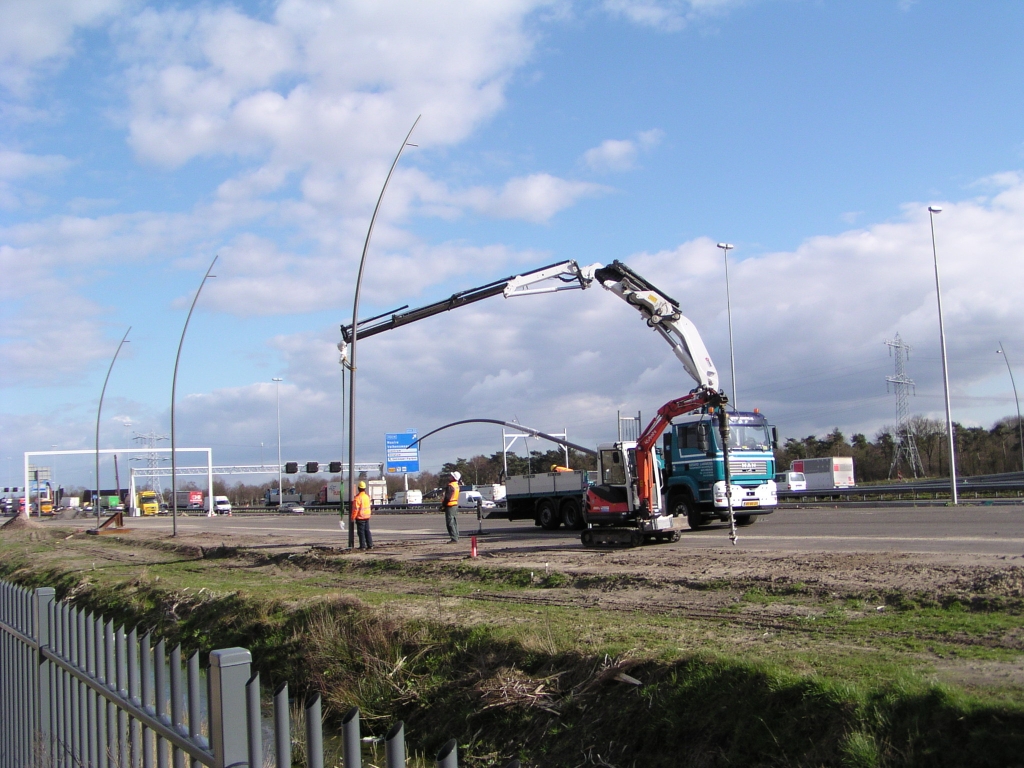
(443, 471), (461, 543)
(352, 480), (373, 550)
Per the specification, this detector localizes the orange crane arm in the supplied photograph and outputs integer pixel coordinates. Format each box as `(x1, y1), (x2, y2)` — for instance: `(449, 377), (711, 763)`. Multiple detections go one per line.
(634, 387), (727, 515)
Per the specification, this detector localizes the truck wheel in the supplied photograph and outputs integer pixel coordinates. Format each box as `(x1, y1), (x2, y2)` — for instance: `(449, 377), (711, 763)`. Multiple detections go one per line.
(537, 500), (561, 530)
(671, 494), (702, 530)
(735, 515), (756, 526)
(581, 529), (594, 547)
(561, 499), (584, 530)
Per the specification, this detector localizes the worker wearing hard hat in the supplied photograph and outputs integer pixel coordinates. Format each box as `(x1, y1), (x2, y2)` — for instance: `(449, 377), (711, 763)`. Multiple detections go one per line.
(352, 480), (373, 549)
(442, 471), (461, 543)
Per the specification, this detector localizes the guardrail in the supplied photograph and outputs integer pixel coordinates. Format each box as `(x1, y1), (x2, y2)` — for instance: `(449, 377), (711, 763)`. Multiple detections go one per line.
(0, 579), (519, 768)
(780, 471), (1024, 503)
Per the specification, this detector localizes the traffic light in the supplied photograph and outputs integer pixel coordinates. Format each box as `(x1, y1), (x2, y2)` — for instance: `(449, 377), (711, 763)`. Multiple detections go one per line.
(285, 462), (298, 474)
(329, 461), (342, 474)
(305, 461), (319, 474)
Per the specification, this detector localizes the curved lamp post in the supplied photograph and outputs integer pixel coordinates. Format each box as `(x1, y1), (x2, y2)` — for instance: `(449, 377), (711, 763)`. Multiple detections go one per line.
(346, 116), (420, 549)
(94, 327), (131, 527)
(171, 255), (217, 536)
(928, 206), (957, 504)
(273, 377), (283, 506)
(717, 242), (737, 409)
(997, 342), (1024, 472)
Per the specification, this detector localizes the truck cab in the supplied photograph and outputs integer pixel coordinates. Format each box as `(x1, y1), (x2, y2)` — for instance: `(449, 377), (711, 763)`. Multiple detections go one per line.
(662, 410), (777, 527)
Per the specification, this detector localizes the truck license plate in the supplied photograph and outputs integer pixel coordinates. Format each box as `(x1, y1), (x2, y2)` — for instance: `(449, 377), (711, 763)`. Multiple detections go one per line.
(742, 500), (758, 507)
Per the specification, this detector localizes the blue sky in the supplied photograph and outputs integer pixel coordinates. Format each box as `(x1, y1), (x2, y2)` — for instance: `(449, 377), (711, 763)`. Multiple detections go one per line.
(3, 0), (1024, 488)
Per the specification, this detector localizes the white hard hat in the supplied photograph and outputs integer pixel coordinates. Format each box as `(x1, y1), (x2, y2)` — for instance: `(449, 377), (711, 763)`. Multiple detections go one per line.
(451, 471), (461, 481)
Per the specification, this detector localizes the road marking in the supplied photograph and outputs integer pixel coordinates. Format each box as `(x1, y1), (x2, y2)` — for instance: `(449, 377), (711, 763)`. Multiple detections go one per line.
(742, 535), (1024, 543)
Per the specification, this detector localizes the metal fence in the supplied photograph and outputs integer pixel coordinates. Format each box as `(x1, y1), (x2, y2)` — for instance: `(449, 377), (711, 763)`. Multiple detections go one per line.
(0, 580), (520, 768)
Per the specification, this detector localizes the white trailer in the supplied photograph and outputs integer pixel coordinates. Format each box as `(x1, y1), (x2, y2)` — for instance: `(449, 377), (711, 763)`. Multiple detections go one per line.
(791, 457), (855, 490)
(473, 484), (506, 503)
(368, 480), (388, 506)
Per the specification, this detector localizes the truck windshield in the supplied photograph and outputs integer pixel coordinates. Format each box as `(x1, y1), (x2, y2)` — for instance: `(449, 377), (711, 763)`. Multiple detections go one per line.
(726, 424), (772, 451)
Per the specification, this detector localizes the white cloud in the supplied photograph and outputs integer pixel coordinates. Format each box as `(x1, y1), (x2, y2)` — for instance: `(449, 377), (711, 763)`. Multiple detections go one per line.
(0, 0), (123, 95)
(120, 1), (550, 172)
(0, 149), (71, 179)
(601, 0), (743, 31)
(463, 173), (607, 223)
(0, 148), (72, 210)
(582, 128), (663, 172)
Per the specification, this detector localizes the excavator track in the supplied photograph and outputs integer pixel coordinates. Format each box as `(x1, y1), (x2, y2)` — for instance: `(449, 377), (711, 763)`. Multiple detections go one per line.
(580, 527), (643, 548)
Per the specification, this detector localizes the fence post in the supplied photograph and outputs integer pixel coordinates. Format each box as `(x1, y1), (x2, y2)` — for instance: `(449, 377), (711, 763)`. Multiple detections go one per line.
(208, 648), (251, 768)
(305, 694), (323, 768)
(435, 738), (457, 768)
(244, 674), (262, 768)
(385, 721), (405, 768)
(273, 682), (289, 768)
(35, 587), (56, 759)
(342, 706), (361, 768)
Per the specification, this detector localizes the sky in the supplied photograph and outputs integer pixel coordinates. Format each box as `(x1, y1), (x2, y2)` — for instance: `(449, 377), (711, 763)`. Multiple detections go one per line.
(3, 0), (1024, 489)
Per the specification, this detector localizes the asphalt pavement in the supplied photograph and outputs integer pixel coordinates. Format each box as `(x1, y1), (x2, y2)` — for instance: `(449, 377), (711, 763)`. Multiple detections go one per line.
(92, 504), (1024, 558)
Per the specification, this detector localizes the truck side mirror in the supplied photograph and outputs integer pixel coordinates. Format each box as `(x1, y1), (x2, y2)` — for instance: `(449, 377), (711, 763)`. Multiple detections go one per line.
(696, 424), (709, 452)
(771, 426), (779, 450)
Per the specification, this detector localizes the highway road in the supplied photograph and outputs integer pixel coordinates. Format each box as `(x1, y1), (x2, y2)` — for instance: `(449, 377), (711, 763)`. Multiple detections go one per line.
(105, 504), (1024, 558)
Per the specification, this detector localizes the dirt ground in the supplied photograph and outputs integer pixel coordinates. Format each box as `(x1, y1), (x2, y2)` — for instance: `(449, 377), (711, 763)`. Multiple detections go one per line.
(48, 519), (1024, 616)
(10, 519), (1024, 692)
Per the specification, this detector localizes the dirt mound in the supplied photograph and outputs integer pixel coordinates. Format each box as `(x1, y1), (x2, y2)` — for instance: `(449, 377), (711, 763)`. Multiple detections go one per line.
(1, 514), (43, 531)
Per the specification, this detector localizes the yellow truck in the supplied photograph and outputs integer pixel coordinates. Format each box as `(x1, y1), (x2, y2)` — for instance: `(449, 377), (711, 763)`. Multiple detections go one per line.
(137, 490), (161, 515)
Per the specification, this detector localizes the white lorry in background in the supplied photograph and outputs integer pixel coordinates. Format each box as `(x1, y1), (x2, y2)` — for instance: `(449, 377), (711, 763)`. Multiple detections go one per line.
(473, 484), (506, 504)
(774, 471), (807, 492)
(368, 480), (388, 506)
(391, 490), (423, 505)
(265, 488), (301, 506)
(204, 496), (232, 514)
(790, 457), (855, 490)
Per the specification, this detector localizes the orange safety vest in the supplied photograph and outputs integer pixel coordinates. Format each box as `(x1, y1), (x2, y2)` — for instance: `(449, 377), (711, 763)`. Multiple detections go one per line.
(351, 491), (372, 521)
(445, 481), (460, 507)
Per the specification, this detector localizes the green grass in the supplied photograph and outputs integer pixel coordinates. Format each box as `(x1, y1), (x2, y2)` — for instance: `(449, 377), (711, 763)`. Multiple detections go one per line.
(2, 530), (1024, 766)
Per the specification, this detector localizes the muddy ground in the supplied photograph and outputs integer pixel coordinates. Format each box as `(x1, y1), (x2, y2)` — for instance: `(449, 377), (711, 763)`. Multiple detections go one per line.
(9, 517), (1024, 692)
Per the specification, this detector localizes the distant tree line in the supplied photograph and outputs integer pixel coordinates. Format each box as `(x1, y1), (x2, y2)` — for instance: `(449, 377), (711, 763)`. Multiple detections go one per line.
(776, 415), (1024, 483)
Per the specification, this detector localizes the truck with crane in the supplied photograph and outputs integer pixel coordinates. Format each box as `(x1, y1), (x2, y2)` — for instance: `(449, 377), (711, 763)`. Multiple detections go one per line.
(342, 258), (776, 546)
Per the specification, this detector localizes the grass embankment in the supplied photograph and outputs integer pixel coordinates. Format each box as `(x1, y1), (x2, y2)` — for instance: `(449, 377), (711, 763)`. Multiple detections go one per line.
(1, 529), (1023, 767)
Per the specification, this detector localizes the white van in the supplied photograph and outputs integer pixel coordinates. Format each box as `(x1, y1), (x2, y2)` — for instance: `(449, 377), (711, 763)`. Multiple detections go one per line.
(391, 490), (423, 505)
(774, 471), (806, 492)
(205, 495), (233, 514)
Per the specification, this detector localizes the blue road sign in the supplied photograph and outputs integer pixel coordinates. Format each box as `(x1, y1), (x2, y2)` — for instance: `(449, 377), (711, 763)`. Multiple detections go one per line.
(385, 430), (419, 474)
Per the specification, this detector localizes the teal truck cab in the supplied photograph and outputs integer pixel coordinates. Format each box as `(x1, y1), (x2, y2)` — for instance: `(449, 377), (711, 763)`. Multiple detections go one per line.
(663, 409), (777, 528)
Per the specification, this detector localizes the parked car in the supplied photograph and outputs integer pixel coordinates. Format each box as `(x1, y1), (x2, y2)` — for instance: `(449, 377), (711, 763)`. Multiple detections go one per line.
(458, 490), (496, 510)
(280, 501), (305, 514)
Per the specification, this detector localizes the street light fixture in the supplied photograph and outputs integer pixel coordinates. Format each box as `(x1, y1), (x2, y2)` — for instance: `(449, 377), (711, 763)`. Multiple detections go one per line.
(95, 327), (131, 527)
(997, 342), (1024, 472)
(51, 445), (57, 509)
(928, 206), (957, 504)
(171, 255), (217, 536)
(346, 115), (420, 549)
(273, 378), (283, 506)
(717, 242), (737, 409)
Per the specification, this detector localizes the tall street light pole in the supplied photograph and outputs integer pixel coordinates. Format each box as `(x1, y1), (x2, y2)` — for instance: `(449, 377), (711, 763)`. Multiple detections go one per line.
(717, 242), (737, 408)
(273, 377), (283, 506)
(51, 445), (58, 511)
(94, 327), (131, 528)
(997, 342), (1024, 472)
(346, 115), (420, 549)
(928, 206), (957, 504)
(171, 255), (217, 536)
